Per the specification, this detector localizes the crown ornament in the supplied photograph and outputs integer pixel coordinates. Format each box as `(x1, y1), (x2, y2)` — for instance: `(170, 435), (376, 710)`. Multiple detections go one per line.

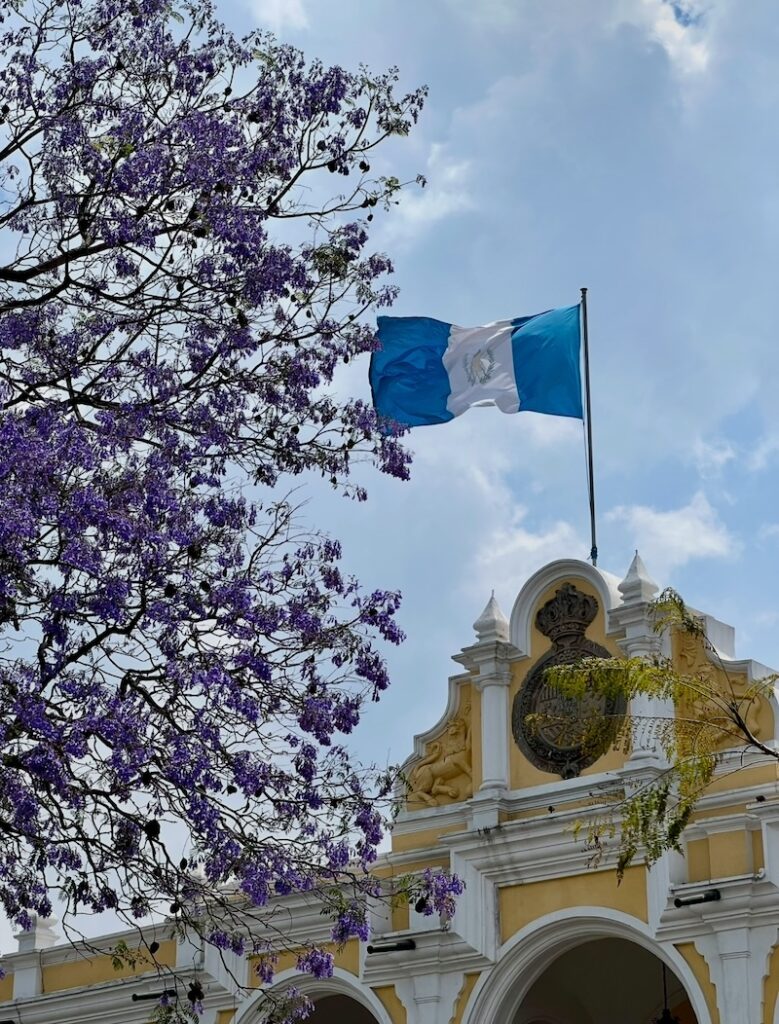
(535, 583), (598, 644)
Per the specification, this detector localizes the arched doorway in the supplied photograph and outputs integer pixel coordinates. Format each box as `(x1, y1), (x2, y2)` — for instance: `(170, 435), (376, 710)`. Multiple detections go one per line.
(307, 993), (380, 1024)
(234, 968), (391, 1024)
(462, 912), (712, 1024)
(514, 937), (696, 1024)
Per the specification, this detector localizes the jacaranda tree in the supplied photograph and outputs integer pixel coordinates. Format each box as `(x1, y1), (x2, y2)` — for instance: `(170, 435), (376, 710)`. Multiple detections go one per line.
(0, 0), (460, 1017)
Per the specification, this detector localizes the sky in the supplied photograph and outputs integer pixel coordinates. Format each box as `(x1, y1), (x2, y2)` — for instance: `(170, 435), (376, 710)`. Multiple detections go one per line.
(215, 0), (779, 774)
(5, 0), (779, 953)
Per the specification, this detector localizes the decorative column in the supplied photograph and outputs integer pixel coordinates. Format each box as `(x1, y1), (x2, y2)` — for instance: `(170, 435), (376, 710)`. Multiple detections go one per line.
(395, 970), (464, 1024)
(12, 916), (59, 998)
(694, 926), (777, 1024)
(453, 593), (519, 830)
(609, 552), (668, 768)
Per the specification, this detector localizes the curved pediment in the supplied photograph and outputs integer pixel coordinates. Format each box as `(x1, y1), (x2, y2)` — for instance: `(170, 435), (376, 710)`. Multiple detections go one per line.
(509, 558), (623, 655)
(402, 679), (475, 811)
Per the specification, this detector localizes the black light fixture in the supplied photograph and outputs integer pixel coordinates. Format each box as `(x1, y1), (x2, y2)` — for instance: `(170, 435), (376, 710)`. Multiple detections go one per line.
(673, 888), (720, 908)
(653, 964), (680, 1024)
(366, 938), (416, 954)
(131, 989), (177, 1002)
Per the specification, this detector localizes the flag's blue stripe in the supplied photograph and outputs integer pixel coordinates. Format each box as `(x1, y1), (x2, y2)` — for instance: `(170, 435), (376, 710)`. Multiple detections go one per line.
(371, 316), (454, 426)
(511, 305), (583, 419)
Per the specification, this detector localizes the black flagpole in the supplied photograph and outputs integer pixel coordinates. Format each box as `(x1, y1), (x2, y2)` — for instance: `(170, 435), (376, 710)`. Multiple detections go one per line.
(580, 287), (598, 567)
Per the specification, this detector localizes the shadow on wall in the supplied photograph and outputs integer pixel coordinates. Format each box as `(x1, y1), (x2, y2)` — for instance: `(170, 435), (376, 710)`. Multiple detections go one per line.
(516, 937), (696, 1024)
(309, 994), (380, 1024)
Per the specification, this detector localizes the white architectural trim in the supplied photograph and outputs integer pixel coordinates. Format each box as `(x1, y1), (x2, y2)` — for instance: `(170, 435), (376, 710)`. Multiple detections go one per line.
(390, 800), (469, 839)
(508, 558), (623, 654)
(0, 972), (225, 1024)
(361, 929), (492, 988)
(395, 970), (464, 1024)
(234, 965), (392, 1024)
(460, 907), (714, 1024)
(394, 671), (473, 807)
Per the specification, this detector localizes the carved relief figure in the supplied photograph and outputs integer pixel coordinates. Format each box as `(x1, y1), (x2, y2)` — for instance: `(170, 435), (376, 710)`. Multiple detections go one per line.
(408, 703), (472, 807)
(675, 631), (763, 741)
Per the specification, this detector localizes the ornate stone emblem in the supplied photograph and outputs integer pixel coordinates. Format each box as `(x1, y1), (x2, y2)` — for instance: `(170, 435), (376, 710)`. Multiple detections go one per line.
(512, 583), (624, 778)
(464, 348), (496, 386)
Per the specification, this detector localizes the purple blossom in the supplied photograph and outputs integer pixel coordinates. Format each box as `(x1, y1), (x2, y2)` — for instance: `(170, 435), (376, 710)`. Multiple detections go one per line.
(296, 948), (334, 979)
(416, 869), (466, 926)
(254, 955), (278, 985)
(0, 0), (439, 1015)
(331, 904), (370, 944)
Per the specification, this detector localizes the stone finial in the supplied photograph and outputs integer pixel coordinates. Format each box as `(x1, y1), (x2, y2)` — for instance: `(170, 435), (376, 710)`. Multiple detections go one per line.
(618, 550), (659, 604)
(15, 916), (59, 952)
(473, 592), (509, 643)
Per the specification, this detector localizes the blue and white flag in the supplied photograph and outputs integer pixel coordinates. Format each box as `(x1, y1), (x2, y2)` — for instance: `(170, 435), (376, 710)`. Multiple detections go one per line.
(370, 305), (582, 427)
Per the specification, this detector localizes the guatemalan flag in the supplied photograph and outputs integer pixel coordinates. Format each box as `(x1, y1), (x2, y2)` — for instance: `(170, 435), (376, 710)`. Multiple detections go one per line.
(370, 305), (583, 427)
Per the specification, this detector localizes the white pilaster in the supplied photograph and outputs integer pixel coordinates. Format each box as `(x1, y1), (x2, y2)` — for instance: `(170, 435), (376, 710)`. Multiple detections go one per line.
(646, 848), (686, 932)
(610, 552), (669, 767)
(12, 917), (58, 998)
(478, 680), (509, 792)
(396, 970), (464, 1024)
(755, 801), (779, 888)
(178, 930), (205, 973)
(453, 594), (520, 829)
(695, 925), (777, 1024)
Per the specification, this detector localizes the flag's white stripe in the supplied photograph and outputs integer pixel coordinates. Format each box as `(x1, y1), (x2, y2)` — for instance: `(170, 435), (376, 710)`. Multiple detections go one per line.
(442, 321), (519, 416)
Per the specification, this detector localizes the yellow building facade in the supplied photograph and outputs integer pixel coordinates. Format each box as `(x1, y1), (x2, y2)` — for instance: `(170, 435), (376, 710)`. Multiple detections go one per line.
(2, 556), (779, 1024)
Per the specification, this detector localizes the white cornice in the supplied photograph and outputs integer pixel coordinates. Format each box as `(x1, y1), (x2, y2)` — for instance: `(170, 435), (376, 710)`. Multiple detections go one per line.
(654, 872), (779, 943)
(361, 929), (491, 986)
(438, 804), (625, 886)
(394, 765), (628, 839)
(392, 801), (470, 834)
(0, 971), (228, 1024)
(1, 923), (173, 970)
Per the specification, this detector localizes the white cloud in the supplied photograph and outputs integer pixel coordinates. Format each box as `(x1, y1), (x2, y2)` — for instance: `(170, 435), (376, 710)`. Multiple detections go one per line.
(413, 427), (586, 610)
(748, 434), (779, 472)
(755, 609), (779, 628)
(758, 523), (779, 541)
(469, 512), (584, 610)
(247, 0), (308, 32)
(442, 0), (710, 75)
(384, 143), (475, 247)
(692, 436), (736, 478)
(518, 412), (583, 449)
(442, 0), (522, 28)
(607, 491), (739, 578)
(637, 0), (710, 74)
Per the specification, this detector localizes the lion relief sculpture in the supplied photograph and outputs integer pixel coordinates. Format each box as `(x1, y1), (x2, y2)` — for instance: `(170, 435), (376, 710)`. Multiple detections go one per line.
(408, 702), (473, 807)
(675, 631), (764, 741)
